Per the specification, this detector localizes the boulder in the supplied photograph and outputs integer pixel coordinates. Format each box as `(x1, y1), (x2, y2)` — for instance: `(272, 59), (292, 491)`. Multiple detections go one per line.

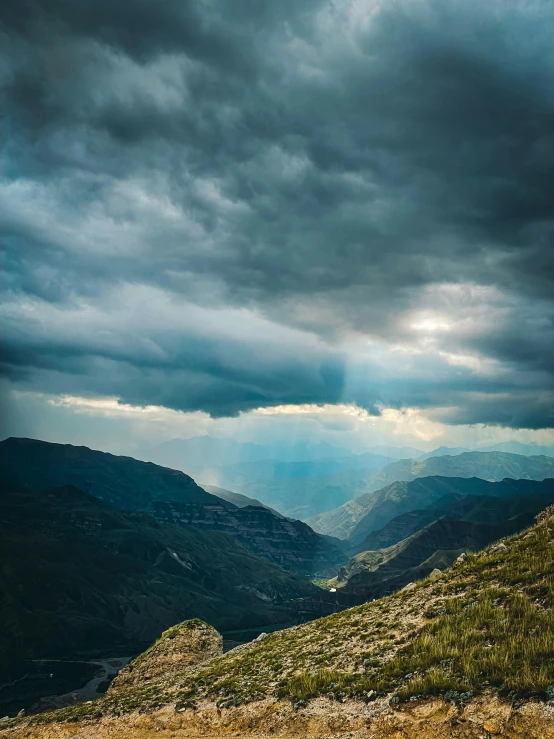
(401, 582), (416, 592)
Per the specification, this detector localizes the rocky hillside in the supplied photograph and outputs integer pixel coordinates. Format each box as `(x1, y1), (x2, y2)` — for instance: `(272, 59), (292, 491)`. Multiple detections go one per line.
(7, 505), (554, 738)
(310, 474), (554, 540)
(0, 481), (322, 688)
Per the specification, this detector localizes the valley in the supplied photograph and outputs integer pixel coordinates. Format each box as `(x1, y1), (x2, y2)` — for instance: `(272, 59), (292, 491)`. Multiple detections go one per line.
(2, 435), (554, 733)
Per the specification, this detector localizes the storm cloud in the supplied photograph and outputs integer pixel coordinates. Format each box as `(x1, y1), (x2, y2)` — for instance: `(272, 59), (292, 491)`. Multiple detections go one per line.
(1, 0), (553, 427)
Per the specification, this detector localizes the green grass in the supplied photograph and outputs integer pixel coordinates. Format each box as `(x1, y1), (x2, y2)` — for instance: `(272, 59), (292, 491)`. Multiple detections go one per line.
(172, 515), (554, 706)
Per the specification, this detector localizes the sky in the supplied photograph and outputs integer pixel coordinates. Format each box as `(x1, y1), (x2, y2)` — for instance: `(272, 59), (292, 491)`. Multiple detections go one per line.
(1, 0), (553, 456)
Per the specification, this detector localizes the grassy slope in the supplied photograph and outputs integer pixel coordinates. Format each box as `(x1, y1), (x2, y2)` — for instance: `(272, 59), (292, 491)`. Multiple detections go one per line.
(161, 507), (554, 707)
(25, 505), (554, 730)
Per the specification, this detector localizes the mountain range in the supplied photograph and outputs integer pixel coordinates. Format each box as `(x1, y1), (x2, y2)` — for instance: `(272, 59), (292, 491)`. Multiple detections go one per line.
(335, 514), (535, 599)
(308, 453), (554, 537)
(326, 478), (554, 600)
(138, 438), (554, 521)
(3, 435), (554, 726)
(351, 486), (554, 554)
(419, 441), (554, 460)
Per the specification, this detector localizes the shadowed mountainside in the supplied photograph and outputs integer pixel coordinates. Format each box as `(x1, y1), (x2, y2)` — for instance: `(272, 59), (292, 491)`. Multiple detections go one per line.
(336, 513), (535, 600)
(352, 488), (554, 554)
(149, 499), (345, 576)
(0, 481), (322, 687)
(309, 469), (554, 540)
(0, 438), (345, 576)
(0, 437), (223, 512)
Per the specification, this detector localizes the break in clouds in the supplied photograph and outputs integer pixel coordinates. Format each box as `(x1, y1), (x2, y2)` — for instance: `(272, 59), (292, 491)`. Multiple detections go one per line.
(1, 0), (553, 429)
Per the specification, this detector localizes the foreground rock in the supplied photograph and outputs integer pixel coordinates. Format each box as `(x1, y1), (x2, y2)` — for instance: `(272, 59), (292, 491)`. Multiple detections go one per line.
(109, 619), (222, 691)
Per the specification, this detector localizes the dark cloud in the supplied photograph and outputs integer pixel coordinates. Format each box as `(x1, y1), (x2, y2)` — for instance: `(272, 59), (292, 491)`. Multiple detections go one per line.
(1, 0), (553, 427)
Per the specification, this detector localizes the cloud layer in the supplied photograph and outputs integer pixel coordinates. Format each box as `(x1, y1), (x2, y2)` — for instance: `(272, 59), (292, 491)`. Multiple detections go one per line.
(1, 0), (553, 428)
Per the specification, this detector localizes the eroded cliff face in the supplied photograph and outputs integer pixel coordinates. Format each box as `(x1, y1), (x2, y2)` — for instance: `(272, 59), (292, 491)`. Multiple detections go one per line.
(150, 500), (345, 575)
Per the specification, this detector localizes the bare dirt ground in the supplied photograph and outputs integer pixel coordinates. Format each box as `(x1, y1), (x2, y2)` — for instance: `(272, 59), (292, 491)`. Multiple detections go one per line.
(3, 695), (554, 739)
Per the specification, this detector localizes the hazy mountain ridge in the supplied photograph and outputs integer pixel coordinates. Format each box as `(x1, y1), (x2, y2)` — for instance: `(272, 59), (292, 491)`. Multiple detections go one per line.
(200, 483), (283, 516)
(198, 451), (394, 489)
(419, 441), (554, 460)
(146, 437), (353, 471)
(308, 453), (554, 538)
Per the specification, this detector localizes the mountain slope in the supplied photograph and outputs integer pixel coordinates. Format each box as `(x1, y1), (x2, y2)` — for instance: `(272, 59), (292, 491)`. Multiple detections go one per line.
(11, 505), (554, 738)
(310, 467), (554, 540)
(200, 483), (283, 516)
(346, 477), (554, 547)
(0, 438), (343, 576)
(337, 514), (535, 599)
(149, 499), (344, 576)
(352, 489), (554, 553)
(0, 437), (225, 512)
(0, 481), (320, 685)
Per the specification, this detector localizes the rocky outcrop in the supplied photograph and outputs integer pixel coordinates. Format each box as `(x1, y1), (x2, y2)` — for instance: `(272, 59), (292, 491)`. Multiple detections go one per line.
(110, 620), (222, 691)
